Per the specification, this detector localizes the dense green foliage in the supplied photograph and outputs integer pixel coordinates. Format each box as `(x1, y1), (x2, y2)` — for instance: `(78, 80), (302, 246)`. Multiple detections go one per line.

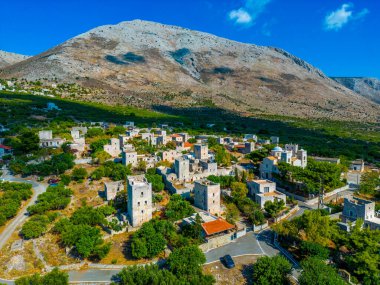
(21, 215), (50, 239)
(359, 171), (380, 195)
(53, 205), (113, 259)
(252, 255), (292, 285)
(207, 175), (236, 188)
(91, 161), (132, 181)
(264, 199), (285, 219)
(15, 268), (68, 285)
(165, 194), (194, 221)
(276, 159), (345, 194)
(299, 241), (330, 260)
(0, 181), (33, 225)
(10, 153), (75, 177)
(145, 169), (165, 192)
(131, 219), (175, 259)
(27, 185), (72, 215)
(71, 167), (88, 181)
(275, 211), (380, 284)
(11, 131), (40, 154)
(114, 245), (214, 285)
(299, 257), (347, 285)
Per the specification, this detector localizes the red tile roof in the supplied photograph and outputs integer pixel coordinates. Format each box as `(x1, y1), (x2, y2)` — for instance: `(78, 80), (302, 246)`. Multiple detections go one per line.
(171, 134), (181, 138)
(184, 142), (193, 148)
(0, 144), (12, 150)
(201, 218), (234, 236)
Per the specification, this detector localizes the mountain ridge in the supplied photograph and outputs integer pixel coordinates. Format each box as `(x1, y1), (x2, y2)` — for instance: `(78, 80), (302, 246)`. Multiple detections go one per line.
(1, 20), (379, 122)
(0, 50), (30, 68)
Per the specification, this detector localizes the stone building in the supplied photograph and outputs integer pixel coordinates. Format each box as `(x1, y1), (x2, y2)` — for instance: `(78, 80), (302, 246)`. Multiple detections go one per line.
(127, 175), (153, 227)
(194, 144), (208, 160)
(174, 157), (190, 181)
(194, 179), (221, 215)
(122, 150), (138, 167)
(39, 130), (65, 148)
(104, 181), (124, 201)
(342, 197), (380, 230)
(162, 150), (182, 163)
(103, 138), (121, 157)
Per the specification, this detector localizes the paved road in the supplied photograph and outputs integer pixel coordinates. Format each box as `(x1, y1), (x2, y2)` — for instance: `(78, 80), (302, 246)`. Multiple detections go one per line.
(68, 269), (118, 284)
(0, 168), (48, 285)
(205, 230), (279, 264)
(0, 168), (48, 250)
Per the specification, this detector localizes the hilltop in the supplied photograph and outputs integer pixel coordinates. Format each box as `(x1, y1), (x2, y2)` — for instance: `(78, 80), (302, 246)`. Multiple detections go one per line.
(1, 20), (379, 121)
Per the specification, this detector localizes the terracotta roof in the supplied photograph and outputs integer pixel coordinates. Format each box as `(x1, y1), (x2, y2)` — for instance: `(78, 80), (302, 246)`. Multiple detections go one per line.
(267, 156), (276, 161)
(184, 142), (193, 148)
(201, 218), (234, 236)
(171, 134), (181, 138)
(235, 144), (245, 148)
(0, 144), (12, 150)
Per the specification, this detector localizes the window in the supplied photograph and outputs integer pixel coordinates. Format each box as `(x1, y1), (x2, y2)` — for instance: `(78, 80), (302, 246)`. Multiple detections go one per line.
(141, 192), (144, 197)
(264, 187), (269, 193)
(137, 202), (140, 206)
(141, 210), (144, 214)
(145, 201), (147, 205)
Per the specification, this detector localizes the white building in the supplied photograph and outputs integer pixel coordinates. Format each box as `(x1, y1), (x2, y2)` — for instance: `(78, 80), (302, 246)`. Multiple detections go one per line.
(162, 150), (182, 163)
(127, 175), (153, 227)
(247, 180), (286, 208)
(122, 151), (138, 167)
(39, 130), (66, 148)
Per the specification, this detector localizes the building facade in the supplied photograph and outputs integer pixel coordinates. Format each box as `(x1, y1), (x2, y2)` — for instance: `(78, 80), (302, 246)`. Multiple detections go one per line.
(127, 175), (153, 227)
(194, 179), (221, 215)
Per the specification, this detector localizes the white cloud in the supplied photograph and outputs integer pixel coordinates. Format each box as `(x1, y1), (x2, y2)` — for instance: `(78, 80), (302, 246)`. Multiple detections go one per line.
(229, 8), (253, 25)
(324, 3), (369, 31)
(228, 0), (272, 27)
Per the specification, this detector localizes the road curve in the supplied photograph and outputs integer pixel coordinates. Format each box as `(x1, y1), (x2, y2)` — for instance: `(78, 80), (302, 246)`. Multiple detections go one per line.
(0, 169), (48, 251)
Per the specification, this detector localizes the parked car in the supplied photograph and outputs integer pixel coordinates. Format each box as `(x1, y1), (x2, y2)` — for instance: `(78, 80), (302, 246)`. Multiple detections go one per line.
(222, 254), (235, 268)
(48, 178), (60, 185)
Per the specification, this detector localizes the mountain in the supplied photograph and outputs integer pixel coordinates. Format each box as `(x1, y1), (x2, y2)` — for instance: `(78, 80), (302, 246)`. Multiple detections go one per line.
(332, 77), (380, 105)
(1, 20), (379, 122)
(0, 50), (29, 68)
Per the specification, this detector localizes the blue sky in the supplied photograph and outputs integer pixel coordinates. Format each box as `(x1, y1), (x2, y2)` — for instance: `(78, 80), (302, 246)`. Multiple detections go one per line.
(0, 0), (378, 77)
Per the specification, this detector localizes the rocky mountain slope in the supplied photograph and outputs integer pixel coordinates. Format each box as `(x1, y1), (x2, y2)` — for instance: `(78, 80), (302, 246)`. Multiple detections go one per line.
(0, 50), (29, 68)
(1, 20), (379, 122)
(332, 77), (380, 104)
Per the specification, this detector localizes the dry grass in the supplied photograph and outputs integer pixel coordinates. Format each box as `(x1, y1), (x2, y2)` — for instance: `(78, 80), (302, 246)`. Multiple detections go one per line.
(100, 232), (150, 265)
(0, 232), (43, 279)
(203, 255), (259, 285)
(38, 233), (76, 266)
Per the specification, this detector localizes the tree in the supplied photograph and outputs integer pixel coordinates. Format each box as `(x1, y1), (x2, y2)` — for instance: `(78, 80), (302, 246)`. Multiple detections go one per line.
(167, 245), (206, 276)
(17, 131), (40, 153)
(264, 199), (285, 219)
(299, 257), (347, 285)
(15, 268), (68, 285)
(225, 203), (240, 224)
(113, 265), (179, 285)
(230, 182), (248, 201)
(165, 194), (194, 221)
(131, 238), (148, 259)
(146, 174), (164, 192)
(21, 215), (50, 239)
(252, 255), (292, 285)
(300, 241), (329, 260)
(71, 167), (88, 181)
(136, 160), (147, 172)
(359, 171), (380, 195)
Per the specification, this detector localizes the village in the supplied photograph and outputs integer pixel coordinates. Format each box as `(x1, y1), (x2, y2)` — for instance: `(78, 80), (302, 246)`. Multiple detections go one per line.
(0, 99), (379, 284)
